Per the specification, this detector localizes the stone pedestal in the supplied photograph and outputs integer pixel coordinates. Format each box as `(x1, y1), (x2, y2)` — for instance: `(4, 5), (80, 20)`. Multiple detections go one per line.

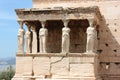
(12, 53), (101, 80)
(12, 55), (33, 80)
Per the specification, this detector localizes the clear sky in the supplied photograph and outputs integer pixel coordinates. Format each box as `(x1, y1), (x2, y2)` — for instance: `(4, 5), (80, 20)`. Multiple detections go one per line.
(0, 0), (32, 58)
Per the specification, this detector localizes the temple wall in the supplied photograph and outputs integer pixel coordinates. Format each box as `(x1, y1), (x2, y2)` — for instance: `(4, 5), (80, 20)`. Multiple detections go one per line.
(32, 0), (120, 55)
(33, 0), (120, 68)
(14, 0), (120, 80)
(98, 2), (120, 79)
(32, 0), (120, 79)
(13, 53), (99, 80)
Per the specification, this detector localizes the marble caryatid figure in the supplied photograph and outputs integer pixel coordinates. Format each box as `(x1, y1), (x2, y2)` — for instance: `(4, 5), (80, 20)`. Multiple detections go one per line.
(25, 23), (32, 53)
(62, 20), (70, 53)
(39, 21), (48, 53)
(86, 20), (97, 53)
(18, 22), (25, 53)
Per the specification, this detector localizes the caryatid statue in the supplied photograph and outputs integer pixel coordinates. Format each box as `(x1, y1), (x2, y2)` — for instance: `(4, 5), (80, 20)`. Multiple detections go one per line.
(39, 21), (48, 53)
(86, 20), (97, 53)
(17, 22), (25, 53)
(25, 23), (32, 53)
(62, 20), (70, 53)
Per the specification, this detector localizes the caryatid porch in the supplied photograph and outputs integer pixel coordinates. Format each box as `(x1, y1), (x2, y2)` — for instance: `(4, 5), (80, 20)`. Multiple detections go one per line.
(13, 6), (102, 80)
(16, 6), (101, 54)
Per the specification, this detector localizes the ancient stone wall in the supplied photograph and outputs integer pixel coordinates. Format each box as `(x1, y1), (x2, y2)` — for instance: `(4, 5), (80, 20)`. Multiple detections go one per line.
(98, 2), (120, 79)
(14, 53), (99, 80)
(13, 0), (120, 80)
(32, 0), (120, 79)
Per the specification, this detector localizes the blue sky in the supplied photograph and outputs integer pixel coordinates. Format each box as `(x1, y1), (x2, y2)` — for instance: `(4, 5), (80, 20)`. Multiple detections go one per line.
(0, 0), (32, 58)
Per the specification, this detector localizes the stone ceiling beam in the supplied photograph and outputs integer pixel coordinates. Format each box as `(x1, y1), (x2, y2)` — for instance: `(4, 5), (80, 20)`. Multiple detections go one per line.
(15, 6), (102, 23)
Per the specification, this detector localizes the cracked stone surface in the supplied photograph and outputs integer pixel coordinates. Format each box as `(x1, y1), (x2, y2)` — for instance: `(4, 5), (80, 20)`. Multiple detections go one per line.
(33, 57), (50, 76)
(51, 57), (69, 76)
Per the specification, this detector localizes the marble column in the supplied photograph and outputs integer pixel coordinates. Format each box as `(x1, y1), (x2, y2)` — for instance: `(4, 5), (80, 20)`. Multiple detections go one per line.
(17, 21), (25, 54)
(86, 19), (97, 53)
(39, 21), (48, 53)
(25, 23), (32, 53)
(62, 20), (70, 53)
(31, 27), (38, 53)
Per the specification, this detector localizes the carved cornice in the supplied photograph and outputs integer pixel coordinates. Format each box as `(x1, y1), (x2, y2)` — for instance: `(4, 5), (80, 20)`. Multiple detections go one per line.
(15, 6), (102, 21)
(15, 6), (99, 14)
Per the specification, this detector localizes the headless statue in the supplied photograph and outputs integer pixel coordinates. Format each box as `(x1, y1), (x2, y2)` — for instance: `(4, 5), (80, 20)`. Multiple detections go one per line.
(18, 27), (25, 53)
(39, 26), (48, 53)
(86, 23), (97, 53)
(62, 26), (70, 53)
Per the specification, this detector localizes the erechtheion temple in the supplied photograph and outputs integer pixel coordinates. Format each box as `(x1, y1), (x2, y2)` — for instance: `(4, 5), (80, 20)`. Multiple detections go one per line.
(12, 0), (120, 80)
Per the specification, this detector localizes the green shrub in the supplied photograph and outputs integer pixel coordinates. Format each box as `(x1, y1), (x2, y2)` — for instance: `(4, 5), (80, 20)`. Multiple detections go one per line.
(0, 65), (15, 80)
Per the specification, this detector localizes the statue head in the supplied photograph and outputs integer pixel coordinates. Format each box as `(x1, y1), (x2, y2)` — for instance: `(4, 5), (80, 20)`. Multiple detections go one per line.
(63, 19), (69, 27)
(25, 22), (31, 31)
(18, 21), (24, 29)
(89, 19), (97, 27)
(41, 21), (46, 28)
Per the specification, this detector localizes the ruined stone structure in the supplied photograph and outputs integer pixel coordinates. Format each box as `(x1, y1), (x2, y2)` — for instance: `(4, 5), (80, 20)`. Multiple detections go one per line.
(12, 0), (120, 80)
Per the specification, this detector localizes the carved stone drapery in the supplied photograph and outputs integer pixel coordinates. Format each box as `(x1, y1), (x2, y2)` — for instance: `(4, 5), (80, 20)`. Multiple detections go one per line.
(86, 19), (97, 53)
(39, 21), (48, 53)
(62, 20), (70, 53)
(31, 27), (38, 53)
(17, 21), (25, 53)
(25, 23), (32, 53)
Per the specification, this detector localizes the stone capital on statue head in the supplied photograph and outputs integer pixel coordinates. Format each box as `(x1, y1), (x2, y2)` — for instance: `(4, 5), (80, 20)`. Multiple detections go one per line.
(18, 21), (24, 29)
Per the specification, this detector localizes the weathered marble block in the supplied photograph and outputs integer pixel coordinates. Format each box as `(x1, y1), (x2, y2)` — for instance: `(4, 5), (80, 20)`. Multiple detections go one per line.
(15, 57), (24, 77)
(14, 56), (33, 77)
(33, 57), (50, 76)
(109, 63), (120, 75)
(51, 57), (69, 76)
(69, 57), (95, 63)
(70, 64), (94, 77)
(23, 57), (33, 76)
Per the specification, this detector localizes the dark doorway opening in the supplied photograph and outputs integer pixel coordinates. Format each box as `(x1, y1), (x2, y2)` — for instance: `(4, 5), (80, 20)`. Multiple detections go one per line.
(68, 19), (89, 53)
(46, 20), (64, 53)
